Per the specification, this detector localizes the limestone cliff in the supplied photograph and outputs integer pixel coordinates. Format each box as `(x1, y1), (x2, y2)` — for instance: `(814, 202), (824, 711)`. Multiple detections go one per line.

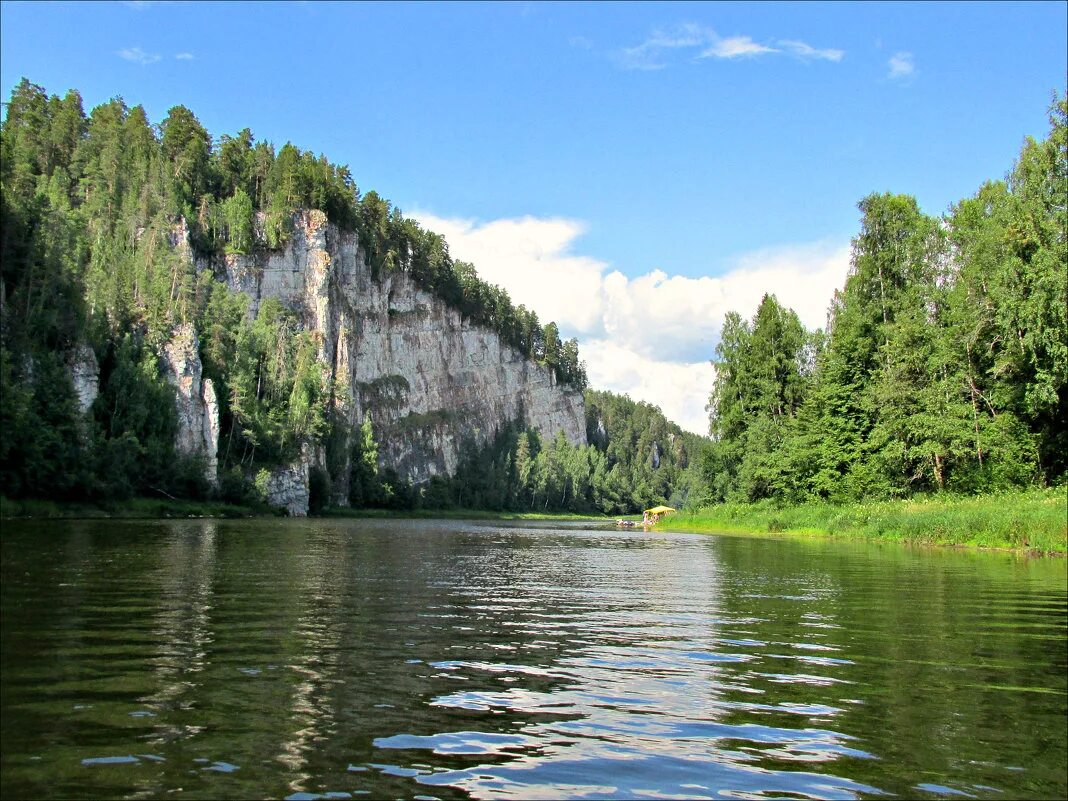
(176, 210), (586, 512)
(161, 323), (220, 486)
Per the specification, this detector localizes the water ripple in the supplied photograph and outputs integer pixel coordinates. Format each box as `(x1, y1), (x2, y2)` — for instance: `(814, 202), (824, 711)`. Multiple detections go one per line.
(3, 519), (1065, 800)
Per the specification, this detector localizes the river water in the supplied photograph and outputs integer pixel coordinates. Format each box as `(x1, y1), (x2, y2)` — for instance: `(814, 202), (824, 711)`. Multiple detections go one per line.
(1, 518), (1065, 800)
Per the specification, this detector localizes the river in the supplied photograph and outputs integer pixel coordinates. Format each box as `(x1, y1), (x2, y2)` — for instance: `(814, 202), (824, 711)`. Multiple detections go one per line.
(1, 518), (1065, 800)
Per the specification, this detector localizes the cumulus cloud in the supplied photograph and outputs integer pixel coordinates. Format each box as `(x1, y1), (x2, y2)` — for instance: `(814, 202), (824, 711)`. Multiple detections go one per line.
(412, 213), (608, 334)
(116, 46), (161, 65)
(888, 51), (915, 79)
(581, 339), (718, 437)
(412, 211), (850, 435)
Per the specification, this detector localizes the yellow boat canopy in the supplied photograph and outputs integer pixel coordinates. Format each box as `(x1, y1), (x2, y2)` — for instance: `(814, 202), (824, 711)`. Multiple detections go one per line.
(644, 506), (676, 515)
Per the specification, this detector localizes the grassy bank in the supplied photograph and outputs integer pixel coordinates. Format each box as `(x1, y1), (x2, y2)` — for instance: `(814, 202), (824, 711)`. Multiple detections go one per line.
(665, 488), (1067, 554)
(0, 495), (270, 520)
(0, 495), (607, 523)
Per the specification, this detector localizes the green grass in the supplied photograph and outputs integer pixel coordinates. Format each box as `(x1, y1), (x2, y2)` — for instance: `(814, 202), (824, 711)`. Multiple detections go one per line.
(665, 487), (1067, 555)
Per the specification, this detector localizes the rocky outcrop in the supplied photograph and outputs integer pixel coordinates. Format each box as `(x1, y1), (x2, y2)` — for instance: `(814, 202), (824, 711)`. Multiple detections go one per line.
(262, 458), (310, 517)
(66, 344), (99, 416)
(220, 211), (587, 504)
(161, 323), (220, 486)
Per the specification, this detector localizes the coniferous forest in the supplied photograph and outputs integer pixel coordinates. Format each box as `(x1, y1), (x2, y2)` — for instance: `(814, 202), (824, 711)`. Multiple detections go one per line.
(0, 79), (1064, 517)
(0, 79), (700, 514)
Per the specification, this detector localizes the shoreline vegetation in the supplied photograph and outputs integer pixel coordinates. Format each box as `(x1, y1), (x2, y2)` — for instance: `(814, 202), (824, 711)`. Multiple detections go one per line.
(3, 488), (1064, 556)
(0, 495), (607, 523)
(664, 487), (1067, 556)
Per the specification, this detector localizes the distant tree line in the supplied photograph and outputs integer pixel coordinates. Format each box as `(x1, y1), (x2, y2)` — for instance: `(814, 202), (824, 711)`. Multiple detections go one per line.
(704, 97), (1066, 503)
(337, 389), (708, 515)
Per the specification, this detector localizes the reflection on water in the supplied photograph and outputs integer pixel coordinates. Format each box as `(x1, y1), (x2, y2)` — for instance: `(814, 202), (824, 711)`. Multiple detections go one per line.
(1, 518), (1065, 800)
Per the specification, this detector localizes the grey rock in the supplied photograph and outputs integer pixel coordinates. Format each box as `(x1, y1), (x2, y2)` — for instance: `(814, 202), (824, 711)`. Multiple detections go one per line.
(67, 343), (99, 416)
(222, 211), (587, 499)
(161, 323), (219, 486)
(263, 454), (310, 517)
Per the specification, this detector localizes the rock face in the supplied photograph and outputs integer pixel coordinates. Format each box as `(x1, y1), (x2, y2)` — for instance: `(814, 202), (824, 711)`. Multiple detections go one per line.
(219, 211), (587, 509)
(161, 210), (586, 515)
(66, 344), (99, 416)
(263, 459), (310, 518)
(161, 323), (220, 486)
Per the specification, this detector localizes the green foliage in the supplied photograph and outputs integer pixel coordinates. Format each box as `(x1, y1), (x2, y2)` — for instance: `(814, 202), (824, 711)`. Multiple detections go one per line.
(0, 347), (87, 498)
(702, 95), (1067, 506)
(221, 188), (254, 253)
(225, 298), (328, 467)
(707, 295), (811, 502)
(93, 336), (181, 498)
(349, 413), (386, 507)
(0, 77), (590, 511)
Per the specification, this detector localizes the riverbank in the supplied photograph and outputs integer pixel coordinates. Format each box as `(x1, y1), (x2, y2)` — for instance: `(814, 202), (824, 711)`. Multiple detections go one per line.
(0, 495), (607, 523)
(0, 495), (272, 520)
(6, 491), (1064, 555)
(320, 507), (607, 522)
(663, 488), (1067, 555)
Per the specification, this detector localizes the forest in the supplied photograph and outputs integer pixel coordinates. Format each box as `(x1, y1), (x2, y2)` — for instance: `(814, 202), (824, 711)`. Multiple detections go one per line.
(1, 79), (1062, 517)
(0, 79), (694, 514)
(703, 97), (1066, 504)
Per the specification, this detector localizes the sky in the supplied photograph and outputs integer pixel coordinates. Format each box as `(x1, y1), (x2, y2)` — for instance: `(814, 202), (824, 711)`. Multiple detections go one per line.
(2, 1), (1065, 434)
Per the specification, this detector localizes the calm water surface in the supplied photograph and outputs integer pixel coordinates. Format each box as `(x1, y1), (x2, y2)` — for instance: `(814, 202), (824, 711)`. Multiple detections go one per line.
(1, 519), (1065, 800)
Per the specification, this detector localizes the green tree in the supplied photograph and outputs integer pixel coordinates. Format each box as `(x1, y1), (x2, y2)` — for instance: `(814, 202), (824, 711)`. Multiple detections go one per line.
(160, 105), (212, 215)
(222, 187), (254, 253)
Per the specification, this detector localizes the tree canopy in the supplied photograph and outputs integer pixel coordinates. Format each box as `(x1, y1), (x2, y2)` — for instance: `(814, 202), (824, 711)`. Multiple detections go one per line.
(704, 96), (1067, 503)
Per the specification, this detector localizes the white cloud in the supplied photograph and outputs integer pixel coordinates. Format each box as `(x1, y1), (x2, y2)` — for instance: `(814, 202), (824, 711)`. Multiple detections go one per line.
(116, 46), (161, 65)
(778, 39), (845, 62)
(700, 36), (778, 60)
(411, 211), (851, 435)
(582, 339), (717, 437)
(614, 25), (842, 70)
(888, 51), (915, 79)
(175, 52), (195, 60)
(613, 23), (714, 71)
(412, 213), (608, 334)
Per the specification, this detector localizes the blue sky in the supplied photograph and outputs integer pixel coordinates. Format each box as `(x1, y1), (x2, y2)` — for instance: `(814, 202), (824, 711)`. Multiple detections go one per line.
(2, 1), (1065, 433)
